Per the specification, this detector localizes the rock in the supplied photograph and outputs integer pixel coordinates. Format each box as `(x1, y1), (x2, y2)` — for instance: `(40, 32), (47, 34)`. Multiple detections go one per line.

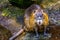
(0, 25), (12, 40)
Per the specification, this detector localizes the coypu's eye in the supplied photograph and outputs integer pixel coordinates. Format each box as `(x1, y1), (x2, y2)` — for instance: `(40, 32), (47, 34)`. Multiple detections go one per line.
(33, 10), (36, 13)
(33, 10), (37, 13)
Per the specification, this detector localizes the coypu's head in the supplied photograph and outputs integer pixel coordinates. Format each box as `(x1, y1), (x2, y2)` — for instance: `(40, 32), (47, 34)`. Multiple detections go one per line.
(29, 4), (44, 26)
(34, 9), (43, 26)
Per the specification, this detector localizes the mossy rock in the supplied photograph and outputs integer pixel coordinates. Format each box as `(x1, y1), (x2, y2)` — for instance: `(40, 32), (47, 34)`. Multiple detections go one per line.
(0, 25), (12, 40)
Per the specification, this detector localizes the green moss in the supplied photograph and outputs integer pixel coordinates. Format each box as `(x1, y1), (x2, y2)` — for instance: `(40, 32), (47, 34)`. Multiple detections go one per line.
(2, 6), (25, 18)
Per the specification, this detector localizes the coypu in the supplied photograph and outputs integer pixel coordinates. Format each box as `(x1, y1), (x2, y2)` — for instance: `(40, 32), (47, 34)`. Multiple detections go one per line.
(24, 4), (49, 37)
(9, 4), (49, 40)
(24, 4), (49, 31)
